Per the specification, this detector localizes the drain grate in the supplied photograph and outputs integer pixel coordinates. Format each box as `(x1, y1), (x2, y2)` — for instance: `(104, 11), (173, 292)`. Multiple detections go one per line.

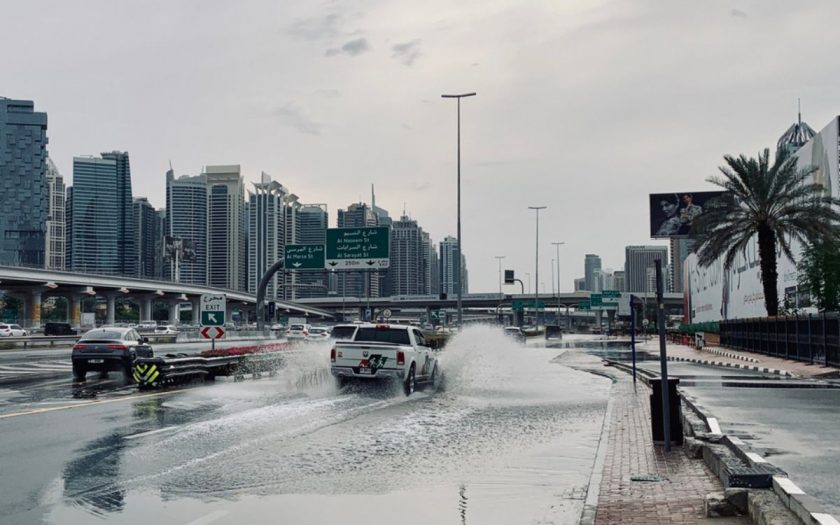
(630, 474), (665, 482)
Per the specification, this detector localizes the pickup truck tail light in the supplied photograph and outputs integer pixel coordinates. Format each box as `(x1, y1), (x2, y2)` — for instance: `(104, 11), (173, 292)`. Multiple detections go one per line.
(330, 347), (336, 362)
(397, 351), (405, 366)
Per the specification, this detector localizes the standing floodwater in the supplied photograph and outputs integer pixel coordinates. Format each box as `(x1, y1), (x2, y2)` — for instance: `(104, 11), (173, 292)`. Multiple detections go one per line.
(4, 325), (611, 525)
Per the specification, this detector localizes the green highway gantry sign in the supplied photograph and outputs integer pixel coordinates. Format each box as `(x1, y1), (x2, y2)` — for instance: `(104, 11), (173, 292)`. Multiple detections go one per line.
(285, 244), (325, 270)
(512, 299), (545, 311)
(326, 226), (390, 270)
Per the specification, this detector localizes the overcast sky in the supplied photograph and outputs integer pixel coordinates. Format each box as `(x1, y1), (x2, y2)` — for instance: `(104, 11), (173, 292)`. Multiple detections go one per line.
(4, 0), (840, 293)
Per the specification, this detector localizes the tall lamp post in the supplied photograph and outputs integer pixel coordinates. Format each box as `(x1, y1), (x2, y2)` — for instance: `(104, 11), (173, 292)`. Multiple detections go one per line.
(442, 92), (476, 327)
(495, 255), (506, 296)
(528, 206), (547, 327)
(552, 241), (564, 325)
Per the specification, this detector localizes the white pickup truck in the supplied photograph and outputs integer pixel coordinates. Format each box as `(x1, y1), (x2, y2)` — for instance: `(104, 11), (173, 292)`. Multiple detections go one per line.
(330, 323), (439, 395)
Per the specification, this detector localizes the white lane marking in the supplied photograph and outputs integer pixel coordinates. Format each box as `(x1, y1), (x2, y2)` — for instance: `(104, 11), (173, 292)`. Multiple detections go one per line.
(812, 513), (840, 525)
(774, 476), (805, 495)
(124, 426), (180, 441)
(0, 389), (187, 419)
(184, 510), (230, 525)
(706, 417), (722, 435)
(745, 452), (767, 464)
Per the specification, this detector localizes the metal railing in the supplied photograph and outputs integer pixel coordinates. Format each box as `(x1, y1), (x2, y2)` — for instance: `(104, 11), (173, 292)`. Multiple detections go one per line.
(720, 314), (840, 367)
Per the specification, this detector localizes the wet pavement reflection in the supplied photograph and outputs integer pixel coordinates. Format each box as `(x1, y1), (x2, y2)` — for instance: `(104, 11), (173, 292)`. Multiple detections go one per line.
(1, 326), (612, 524)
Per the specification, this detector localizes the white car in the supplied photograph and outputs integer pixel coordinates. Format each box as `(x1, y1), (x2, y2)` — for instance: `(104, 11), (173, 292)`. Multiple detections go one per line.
(154, 325), (179, 335)
(330, 323), (439, 395)
(0, 323), (27, 337)
(306, 326), (331, 341)
(285, 323), (310, 341)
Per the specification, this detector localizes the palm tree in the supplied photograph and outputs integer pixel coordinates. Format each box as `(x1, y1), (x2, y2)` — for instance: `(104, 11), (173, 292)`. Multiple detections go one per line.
(691, 148), (840, 317)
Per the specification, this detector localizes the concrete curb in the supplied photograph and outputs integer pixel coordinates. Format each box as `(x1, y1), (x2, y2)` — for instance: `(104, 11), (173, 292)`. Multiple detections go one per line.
(667, 355), (795, 378)
(579, 381), (616, 525)
(680, 392), (838, 524)
(701, 346), (761, 363)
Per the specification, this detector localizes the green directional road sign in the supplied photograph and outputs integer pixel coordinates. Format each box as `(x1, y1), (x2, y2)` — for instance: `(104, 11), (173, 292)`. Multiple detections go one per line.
(430, 309), (442, 320)
(601, 289), (620, 309)
(200, 294), (226, 327)
(285, 244), (325, 270)
(590, 294), (603, 307)
(577, 301), (591, 311)
(326, 227), (390, 270)
(512, 299), (544, 311)
(602, 290), (621, 298)
(201, 311), (225, 326)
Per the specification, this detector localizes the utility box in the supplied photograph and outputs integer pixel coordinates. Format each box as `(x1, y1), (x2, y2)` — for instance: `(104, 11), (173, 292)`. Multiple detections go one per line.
(695, 332), (705, 349)
(650, 378), (683, 446)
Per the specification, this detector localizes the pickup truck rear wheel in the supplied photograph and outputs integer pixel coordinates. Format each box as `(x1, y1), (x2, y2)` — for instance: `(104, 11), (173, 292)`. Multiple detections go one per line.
(403, 365), (416, 396)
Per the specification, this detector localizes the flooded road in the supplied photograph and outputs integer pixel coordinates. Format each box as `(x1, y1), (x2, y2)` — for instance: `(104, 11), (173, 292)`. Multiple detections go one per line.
(0, 326), (611, 524)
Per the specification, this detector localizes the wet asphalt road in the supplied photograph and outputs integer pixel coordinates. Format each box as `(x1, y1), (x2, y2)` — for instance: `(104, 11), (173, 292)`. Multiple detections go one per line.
(0, 327), (611, 525)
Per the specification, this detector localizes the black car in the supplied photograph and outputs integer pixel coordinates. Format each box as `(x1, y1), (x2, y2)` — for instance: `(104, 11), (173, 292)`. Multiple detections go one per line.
(72, 327), (153, 382)
(44, 322), (77, 336)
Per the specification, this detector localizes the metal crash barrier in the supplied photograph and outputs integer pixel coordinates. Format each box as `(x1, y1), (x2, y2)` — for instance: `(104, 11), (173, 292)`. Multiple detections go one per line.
(133, 343), (291, 390)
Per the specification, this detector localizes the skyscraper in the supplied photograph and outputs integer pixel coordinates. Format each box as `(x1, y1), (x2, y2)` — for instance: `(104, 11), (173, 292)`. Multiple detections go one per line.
(390, 215), (434, 295)
(101, 151), (135, 276)
(165, 170), (207, 285)
(336, 202), (379, 298)
(45, 157), (65, 270)
(669, 238), (695, 293)
(584, 254), (602, 292)
(134, 197), (158, 279)
(205, 165), (245, 291)
(624, 245), (668, 293)
(65, 186), (73, 270)
(247, 173), (288, 298)
(71, 156), (120, 273)
(439, 235), (467, 296)
(297, 203), (329, 299)
(0, 98), (48, 266)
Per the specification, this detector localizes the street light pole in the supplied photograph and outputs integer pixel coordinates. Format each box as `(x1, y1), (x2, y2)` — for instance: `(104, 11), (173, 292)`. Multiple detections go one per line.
(529, 206), (547, 328)
(552, 241), (564, 326)
(495, 255), (506, 297)
(442, 92), (476, 328)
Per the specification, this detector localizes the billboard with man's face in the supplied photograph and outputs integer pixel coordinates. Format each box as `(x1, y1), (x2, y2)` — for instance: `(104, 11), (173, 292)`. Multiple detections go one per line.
(649, 191), (726, 239)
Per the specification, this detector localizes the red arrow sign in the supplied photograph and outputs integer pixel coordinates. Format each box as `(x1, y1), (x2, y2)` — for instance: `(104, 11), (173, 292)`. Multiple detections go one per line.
(201, 326), (225, 339)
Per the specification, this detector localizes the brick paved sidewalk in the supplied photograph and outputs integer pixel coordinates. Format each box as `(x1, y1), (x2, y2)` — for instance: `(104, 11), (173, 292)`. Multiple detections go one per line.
(640, 340), (840, 379)
(593, 377), (736, 524)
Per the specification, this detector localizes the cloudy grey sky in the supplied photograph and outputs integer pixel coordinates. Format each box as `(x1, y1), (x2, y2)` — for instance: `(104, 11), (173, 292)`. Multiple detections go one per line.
(4, 0), (840, 293)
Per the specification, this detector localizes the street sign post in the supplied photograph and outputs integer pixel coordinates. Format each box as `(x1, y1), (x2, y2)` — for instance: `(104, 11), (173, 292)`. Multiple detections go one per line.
(285, 244), (326, 270)
(200, 294), (226, 350)
(325, 227), (390, 269)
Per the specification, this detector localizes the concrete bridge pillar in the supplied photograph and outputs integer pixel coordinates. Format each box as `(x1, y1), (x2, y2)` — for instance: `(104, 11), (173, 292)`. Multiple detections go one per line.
(168, 300), (179, 325)
(70, 294), (82, 328)
(27, 290), (42, 329)
(105, 294), (117, 326)
(140, 296), (153, 322)
(191, 297), (201, 323)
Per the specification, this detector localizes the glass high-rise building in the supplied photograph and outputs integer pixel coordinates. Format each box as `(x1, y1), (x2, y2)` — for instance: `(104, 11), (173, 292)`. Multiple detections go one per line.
(624, 245), (668, 293)
(439, 235), (467, 296)
(390, 215), (435, 296)
(165, 170), (207, 285)
(45, 157), (65, 270)
(71, 156), (120, 273)
(134, 197), (158, 279)
(206, 165), (245, 291)
(69, 153), (135, 275)
(247, 173), (288, 298)
(296, 203), (329, 299)
(584, 254), (602, 292)
(0, 98), (48, 267)
(101, 151), (135, 276)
